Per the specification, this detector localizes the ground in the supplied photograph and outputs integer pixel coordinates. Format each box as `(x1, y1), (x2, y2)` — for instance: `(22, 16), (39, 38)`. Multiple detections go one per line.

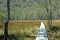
(0, 20), (60, 40)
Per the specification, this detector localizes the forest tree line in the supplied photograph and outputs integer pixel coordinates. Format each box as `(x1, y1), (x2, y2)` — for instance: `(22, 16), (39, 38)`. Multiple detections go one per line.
(0, 0), (60, 21)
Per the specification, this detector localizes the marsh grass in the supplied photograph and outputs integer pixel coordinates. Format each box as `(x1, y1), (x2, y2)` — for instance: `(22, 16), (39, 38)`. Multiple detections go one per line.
(0, 20), (60, 40)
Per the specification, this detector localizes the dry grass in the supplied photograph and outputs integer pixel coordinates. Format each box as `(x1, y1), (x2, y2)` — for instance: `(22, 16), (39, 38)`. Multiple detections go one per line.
(8, 20), (40, 35)
(0, 21), (4, 35)
(0, 20), (60, 40)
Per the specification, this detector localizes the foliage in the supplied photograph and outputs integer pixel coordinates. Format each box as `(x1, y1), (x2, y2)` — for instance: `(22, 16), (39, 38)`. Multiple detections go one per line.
(0, 0), (60, 20)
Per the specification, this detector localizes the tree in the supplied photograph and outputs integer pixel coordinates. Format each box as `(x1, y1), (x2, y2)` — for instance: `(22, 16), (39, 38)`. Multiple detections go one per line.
(45, 0), (52, 29)
(49, 0), (52, 28)
(4, 0), (10, 40)
(45, 0), (50, 28)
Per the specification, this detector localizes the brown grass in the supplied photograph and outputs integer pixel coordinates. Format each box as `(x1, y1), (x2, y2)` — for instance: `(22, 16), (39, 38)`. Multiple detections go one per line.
(0, 20), (60, 34)
(0, 20), (60, 40)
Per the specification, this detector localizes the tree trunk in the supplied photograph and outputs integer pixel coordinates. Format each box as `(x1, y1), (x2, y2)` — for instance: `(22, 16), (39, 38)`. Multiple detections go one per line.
(49, 0), (52, 29)
(4, 0), (10, 40)
(4, 22), (9, 40)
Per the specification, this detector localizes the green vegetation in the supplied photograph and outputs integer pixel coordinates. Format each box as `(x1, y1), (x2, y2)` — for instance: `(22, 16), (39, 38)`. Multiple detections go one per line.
(0, 0), (60, 40)
(0, 0), (60, 20)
